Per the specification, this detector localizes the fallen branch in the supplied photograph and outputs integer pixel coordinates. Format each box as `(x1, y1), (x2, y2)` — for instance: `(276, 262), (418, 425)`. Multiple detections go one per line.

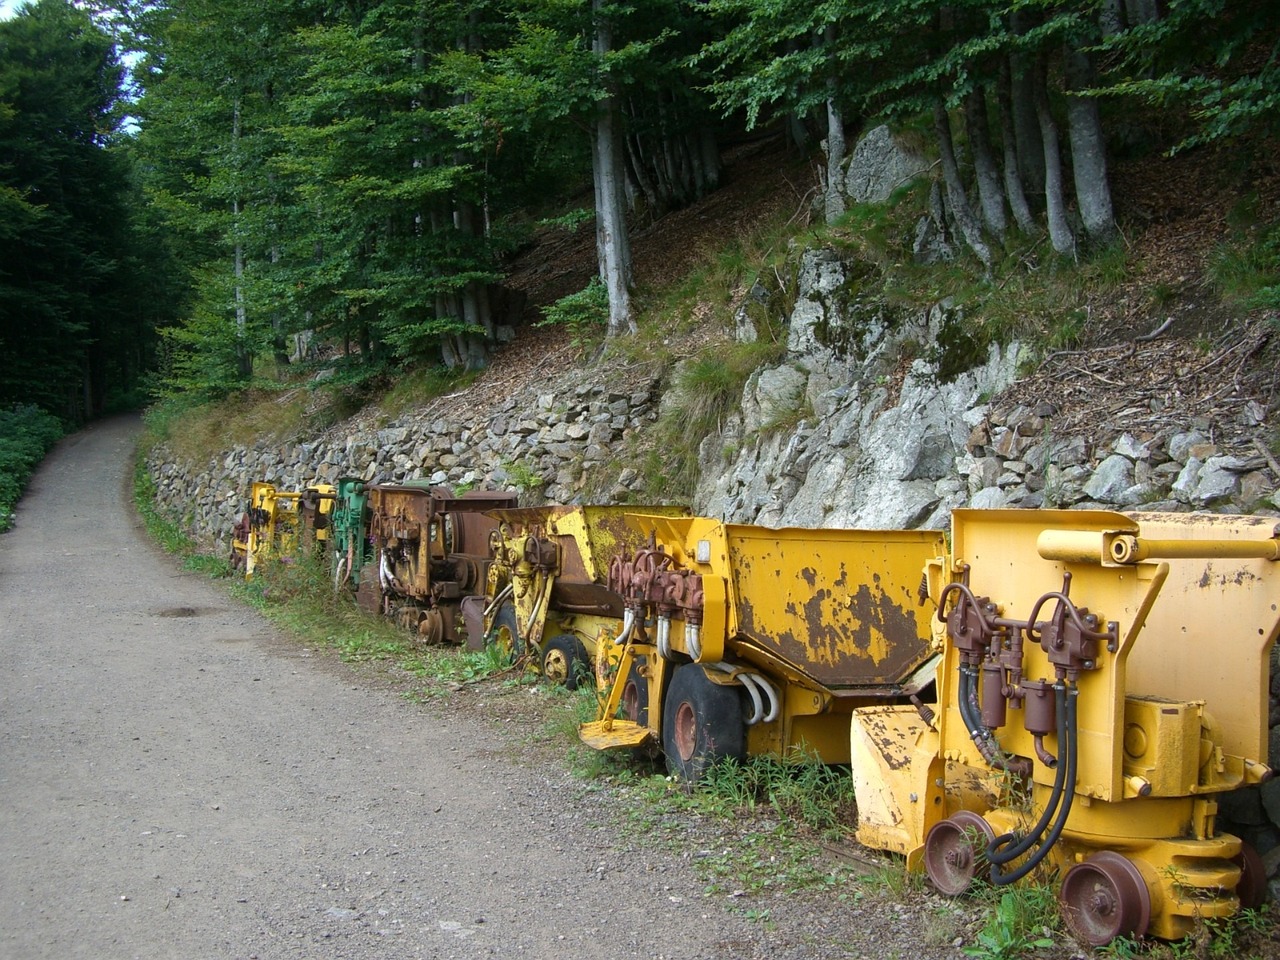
(1253, 438), (1280, 481)
(1134, 317), (1174, 342)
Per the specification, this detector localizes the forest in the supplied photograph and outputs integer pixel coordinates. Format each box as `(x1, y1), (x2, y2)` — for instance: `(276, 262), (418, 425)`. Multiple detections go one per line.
(0, 0), (1277, 425)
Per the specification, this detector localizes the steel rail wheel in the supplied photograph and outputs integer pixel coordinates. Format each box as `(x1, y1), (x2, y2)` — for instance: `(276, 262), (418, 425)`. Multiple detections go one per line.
(1059, 851), (1151, 947)
(661, 664), (745, 781)
(1232, 842), (1267, 911)
(541, 634), (590, 689)
(923, 810), (995, 896)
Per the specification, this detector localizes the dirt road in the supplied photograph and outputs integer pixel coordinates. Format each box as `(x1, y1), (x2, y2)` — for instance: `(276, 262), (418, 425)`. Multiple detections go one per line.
(0, 418), (780, 960)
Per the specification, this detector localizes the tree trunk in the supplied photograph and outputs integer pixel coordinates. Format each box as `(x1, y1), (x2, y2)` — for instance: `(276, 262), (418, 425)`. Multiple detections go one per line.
(1099, 0), (1126, 36)
(1124, 0), (1159, 25)
(962, 86), (1007, 241)
(593, 0), (633, 336)
(270, 243), (289, 368)
(823, 25), (846, 223)
(1064, 46), (1117, 248)
(231, 96), (251, 379)
(1032, 59), (1076, 257)
(699, 128), (721, 193)
(1008, 10), (1045, 198)
(996, 59), (1038, 234)
(933, 98), (992, 269)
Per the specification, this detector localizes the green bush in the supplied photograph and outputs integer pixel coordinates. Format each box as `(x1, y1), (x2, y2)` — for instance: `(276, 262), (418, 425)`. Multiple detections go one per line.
(0, 405), (64, 531)
(536, 278), (609, 346)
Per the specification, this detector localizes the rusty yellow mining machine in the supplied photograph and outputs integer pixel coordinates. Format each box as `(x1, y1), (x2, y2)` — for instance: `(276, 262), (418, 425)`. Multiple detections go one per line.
(359, 481), (517, 643)
(851, 508), (1277, 946)
(578, 514), (947, 779)
(230, 480), (335, 576)
(478, 505), (689, 686)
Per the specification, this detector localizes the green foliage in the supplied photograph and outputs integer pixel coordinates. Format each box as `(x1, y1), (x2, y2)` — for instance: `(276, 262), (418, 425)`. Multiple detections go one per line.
(0, 1), (174, 422)
(503, 458), (545, 491)
(131, 454), (230, 578)
(537, 208), (594, 232)
(962, 889), (1057, 960)
(0, 405), (63, 531)
(643, 337), (785, 498)
(536, 277), (609, 347)
(1209, 218), (1280, 312)
(698, 753), (857, 837)
(1093, 0), (1280, 151)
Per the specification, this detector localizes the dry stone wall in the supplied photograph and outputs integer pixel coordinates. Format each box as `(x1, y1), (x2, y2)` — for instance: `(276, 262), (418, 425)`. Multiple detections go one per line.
(146, 375), (662, 555)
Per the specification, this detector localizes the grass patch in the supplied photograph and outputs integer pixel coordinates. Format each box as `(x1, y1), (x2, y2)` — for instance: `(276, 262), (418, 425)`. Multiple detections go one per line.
(132, 454), (232, 578)
(639, 337), (786, 498)
(376, 364), (481, 421)
(144, 389), (312, 464)
(962, 886), (1058, 960)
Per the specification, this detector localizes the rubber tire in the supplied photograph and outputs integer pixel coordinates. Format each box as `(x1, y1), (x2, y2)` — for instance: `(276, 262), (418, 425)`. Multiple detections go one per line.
(542, 634), (591, 690)
(620, 658), (650, 726)
(491, 602), (523, 661)
(661, 663), (746, 782)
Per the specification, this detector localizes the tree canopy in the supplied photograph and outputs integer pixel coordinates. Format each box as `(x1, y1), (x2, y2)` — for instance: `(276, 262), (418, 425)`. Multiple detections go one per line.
(2, 0), (1276, 411)
(0, 0), (177, 421)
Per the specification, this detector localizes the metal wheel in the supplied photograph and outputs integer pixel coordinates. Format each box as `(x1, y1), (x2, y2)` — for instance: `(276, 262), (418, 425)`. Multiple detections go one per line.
(490, 602), (523, 661)
(420, 607), (445, 645)
(923, 810), (995, 895)
(1059, 851), (1151, 947)
(620, 660), (649, 725)
(541, 634), (590, 689)
(1233, 842), (1267, 911)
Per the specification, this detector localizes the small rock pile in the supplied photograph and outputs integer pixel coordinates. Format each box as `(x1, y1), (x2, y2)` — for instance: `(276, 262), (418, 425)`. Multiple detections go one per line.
(962, 406), (1277, 513)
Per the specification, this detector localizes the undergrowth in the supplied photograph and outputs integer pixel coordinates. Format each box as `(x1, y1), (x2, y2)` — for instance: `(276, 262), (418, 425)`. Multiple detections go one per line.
(0, 404), (63, 532)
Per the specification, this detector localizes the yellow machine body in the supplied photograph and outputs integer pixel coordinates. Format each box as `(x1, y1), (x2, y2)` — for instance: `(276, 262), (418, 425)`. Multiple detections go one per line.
(852, 509), (1278, 943)
(581, 515), (946, 765)
(483, 505), (688, 681)
(233, 482), (334, 577)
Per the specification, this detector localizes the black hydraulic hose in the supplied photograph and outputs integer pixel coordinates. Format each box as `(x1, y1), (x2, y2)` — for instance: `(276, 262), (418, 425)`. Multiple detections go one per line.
(986, 683), (1068, 865)
(989, 686), (1078, 885)
(958, 665), (1016, 771)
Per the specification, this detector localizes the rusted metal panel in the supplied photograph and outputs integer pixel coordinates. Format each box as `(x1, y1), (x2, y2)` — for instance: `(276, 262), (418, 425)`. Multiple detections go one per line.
(725, 526), (945, 690)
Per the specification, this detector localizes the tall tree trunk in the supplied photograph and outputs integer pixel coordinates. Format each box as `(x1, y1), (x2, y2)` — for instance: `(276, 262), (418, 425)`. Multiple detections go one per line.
(593, 0), (633, 336)
(1064, 46), (1117, 248)
(1032, 59), (1076, 257)
(962, 86), (1007, 241)
(1099, 0), (1126, 36)
(1124, 0), (1159, 25)
(699, 128), (721, 193)
(823, 25), (846, 223)
(231, 96), (251, 378)
(270, 242), (289, 368)
(933, 98), (992, 269)
(1009, 10), (1045, 198)
(996, 59), (1038, 234)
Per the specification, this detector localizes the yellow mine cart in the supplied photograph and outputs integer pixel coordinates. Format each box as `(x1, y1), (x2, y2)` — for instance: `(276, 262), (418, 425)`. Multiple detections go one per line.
(481, 504), (689, 687)
(230, 481), (334, 577)
(580, 515), (947, 779)
(851, 509), (1277, 945)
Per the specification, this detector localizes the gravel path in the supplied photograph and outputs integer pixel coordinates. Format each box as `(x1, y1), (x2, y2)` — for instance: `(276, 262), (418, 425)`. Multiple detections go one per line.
(0, 417), (783, 960)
